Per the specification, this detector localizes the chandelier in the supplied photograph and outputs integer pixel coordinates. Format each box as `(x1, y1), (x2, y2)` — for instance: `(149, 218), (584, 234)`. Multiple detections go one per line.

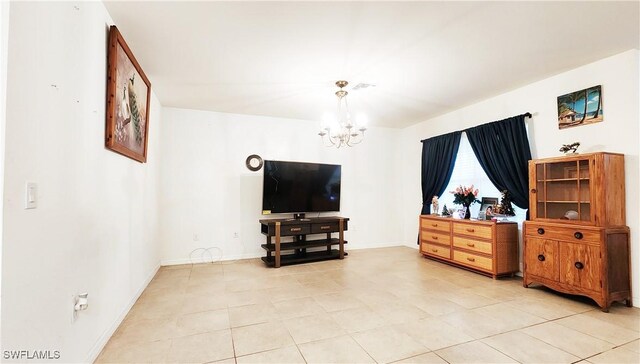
(318, 80), (366, 148)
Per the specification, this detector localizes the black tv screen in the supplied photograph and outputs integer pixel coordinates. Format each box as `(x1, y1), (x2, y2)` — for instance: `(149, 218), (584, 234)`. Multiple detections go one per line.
(262, 160), (341, 214)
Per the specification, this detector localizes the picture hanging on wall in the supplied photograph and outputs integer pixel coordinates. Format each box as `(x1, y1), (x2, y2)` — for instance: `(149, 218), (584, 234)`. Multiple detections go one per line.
(557, 85), (603, 130)
(105, 25), (151, 163)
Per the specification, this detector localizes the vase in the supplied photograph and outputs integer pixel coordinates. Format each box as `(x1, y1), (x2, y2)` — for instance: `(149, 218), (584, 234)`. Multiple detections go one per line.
(463, 204), (471, 219)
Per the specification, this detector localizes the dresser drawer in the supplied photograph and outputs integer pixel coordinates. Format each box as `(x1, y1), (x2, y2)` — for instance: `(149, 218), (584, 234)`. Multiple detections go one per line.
(311, 222), (339, 233)
(453, 222), (492, 240)
(453, 251), (492, 271)
(453, 236), (492, 255)
(525, 223), (600, 244)
(421, 218), (451, 233)
(422, 243), (451, 260)
(422, 231), (451, 245)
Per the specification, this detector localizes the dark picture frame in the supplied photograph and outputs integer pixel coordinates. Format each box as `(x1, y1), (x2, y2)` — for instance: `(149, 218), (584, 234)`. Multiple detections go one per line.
(480, 197), (499, 217)
(105, 26), (151, 163)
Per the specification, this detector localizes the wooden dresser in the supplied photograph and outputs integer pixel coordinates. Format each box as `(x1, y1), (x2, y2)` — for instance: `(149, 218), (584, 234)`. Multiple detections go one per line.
(523, 152), (631, 312)
(419, 215), (519, 278)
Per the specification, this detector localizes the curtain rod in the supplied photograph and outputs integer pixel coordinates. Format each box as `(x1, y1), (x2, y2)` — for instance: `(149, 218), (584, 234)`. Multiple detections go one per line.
(420, 112), (533, 142)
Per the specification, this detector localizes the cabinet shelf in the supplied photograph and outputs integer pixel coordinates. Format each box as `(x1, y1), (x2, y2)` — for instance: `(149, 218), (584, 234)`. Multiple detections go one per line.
(537, 178), (590, 182)
(538, 200), (590, 204)
(261, 238), (347, 252)
(261, 250), (342, 267)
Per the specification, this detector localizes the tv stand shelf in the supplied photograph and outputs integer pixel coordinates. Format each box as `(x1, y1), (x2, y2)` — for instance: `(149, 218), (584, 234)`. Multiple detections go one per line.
(259, 216), (349, 268)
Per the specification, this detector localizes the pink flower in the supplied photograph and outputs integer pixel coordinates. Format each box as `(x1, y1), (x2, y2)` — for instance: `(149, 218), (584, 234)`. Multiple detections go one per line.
(473, 189), (479, 196)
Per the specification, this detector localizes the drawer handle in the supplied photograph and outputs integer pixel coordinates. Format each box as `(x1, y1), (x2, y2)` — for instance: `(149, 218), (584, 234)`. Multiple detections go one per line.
(432, 236), (438, 240)
(537, 228), (545, 235)
(466, 228), (475, 233)
(320, 226), (331, 230)
(431, 224), (438, 227)
(574, 232), (583, 240)
(537, 254), (545, 262)
(290, 227), (302, 232)
(466, 243), (475, 248)
(574, 261), (584, 270)
(431, 249), (438, 253)
(467, 257), (476, 262)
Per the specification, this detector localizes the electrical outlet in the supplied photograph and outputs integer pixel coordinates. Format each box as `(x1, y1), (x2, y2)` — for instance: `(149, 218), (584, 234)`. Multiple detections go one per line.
(233, 232), (239, 239)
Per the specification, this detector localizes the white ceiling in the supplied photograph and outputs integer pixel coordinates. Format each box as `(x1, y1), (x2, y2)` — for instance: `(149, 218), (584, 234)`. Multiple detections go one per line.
(103, 1), (639, 128)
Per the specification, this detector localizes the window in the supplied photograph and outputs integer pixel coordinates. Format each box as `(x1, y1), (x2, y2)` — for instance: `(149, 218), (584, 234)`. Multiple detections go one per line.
(437, 133), (526, 221)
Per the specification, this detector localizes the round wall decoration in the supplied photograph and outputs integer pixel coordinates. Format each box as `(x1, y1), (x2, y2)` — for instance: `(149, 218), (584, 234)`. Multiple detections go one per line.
(245, 154), (263, 171)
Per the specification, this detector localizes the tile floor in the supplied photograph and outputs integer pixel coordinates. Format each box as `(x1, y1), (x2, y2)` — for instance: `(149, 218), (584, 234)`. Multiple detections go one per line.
(96, 246), (640, 363)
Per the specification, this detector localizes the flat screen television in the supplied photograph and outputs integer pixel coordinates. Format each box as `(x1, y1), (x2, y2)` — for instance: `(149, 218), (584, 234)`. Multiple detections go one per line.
(262, 160), (341, 214)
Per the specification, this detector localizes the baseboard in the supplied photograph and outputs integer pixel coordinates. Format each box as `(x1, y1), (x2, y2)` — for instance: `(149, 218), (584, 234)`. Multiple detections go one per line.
(161, 252), (263, 266)
(85, 263), (161, 363)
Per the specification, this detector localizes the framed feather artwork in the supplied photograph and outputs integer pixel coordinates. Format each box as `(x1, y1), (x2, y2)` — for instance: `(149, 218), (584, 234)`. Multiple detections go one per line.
(105, 26), (151, 163)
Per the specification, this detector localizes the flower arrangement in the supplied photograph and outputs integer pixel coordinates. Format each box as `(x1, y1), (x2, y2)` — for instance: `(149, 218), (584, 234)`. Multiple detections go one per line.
(450, 185), (480, 207)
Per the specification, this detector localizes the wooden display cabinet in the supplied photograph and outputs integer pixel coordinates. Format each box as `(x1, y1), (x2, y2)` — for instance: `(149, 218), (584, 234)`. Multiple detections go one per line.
(523, 152), (631, 311)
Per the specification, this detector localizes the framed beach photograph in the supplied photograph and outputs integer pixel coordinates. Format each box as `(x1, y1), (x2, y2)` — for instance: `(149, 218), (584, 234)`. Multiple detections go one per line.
(105, 26), (151, 163)
(557, 85), (603, 130)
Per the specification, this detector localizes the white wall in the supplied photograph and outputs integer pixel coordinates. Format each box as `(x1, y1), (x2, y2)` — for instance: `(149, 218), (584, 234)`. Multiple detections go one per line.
(0, 0), (11, 348)
(399, 50), (640, 306)
(1, 2), (162, 362)
(160, 108), (402, 264)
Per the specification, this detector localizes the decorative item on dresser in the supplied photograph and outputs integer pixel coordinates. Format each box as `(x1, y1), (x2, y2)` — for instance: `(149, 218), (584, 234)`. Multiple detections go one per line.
(419, 215), (519, 279)
(523, 152), (631, 312)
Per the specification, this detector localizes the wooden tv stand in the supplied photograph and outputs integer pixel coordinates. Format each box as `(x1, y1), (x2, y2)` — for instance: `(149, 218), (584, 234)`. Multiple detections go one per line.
(259, 216), (349, 268)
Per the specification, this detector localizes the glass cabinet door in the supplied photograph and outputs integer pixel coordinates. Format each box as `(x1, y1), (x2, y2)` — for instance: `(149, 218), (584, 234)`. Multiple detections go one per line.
(534, 158), (591, 222)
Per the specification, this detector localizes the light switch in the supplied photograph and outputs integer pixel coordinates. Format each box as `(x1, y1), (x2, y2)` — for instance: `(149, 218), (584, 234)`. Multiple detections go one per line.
(25, 182), (37, 209)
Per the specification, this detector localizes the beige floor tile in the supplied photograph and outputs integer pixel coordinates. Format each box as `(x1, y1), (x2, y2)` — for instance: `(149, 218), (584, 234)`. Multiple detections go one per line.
(409, 295), (466, 316)
(273, 296), (324, 320)
(330, 306), (388, 333)
(109, 317), (178, 346)
(435, 341), (517, 364)
(619, 339), (640, 353)
(226, 289), (270, 307)
(555, 313), (640, 345)
(312, 292), (364, 312)
(175, 308), (230, 336)
(374, 303), (431, 325)
(96, 339), (171, 363)
(231, 321), (295, 357)
(396, 317), (474, 351)
(352, 326), (430, 363)
(581, 306), (640, 332)
(302, 280), (344, 296)
(165, 330), (234, 363)
(265, 285), (311, 303)
(180, 292), (228, 314)
(125, 298), (183, 322)
(209, 359), (236, 364)
(228, 303), (277, 328)
(482, 331), (579, 363)
(446, 290), (501, 309)
(392, 352), (447, 363)
(298, 335), (375, 363)
(439, 310), (510, 339)
(473, 302), (546, 330)
(505, 297), (585, 320)
(236, 345), (305, 364)
(521, 321), (615, 358)
(283, 314), (346, 344)
(587, 346), (640, 364)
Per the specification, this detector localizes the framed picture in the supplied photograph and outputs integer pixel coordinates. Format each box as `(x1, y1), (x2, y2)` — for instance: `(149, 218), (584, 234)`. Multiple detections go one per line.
(480, 197), (498, 218)
(557, 85), (603, 130)
(105, 26), (151, 163)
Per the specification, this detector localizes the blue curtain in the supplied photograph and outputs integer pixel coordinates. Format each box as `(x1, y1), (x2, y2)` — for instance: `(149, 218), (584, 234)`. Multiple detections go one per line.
(465, 114), (532, 210)
(421, 131), (462, 214)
